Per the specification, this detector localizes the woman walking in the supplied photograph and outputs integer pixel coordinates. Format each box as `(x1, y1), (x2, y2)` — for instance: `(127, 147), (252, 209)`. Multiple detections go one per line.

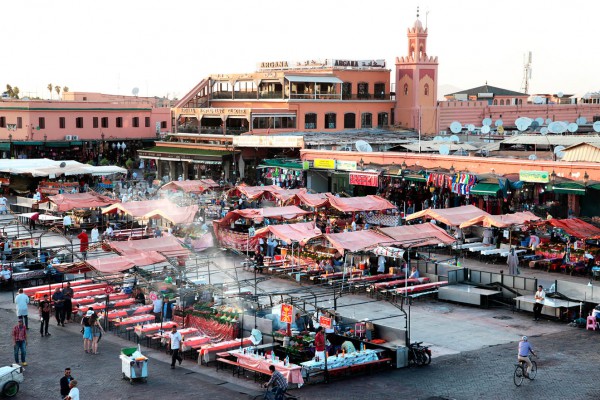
(90, 312), (104, 355)
(81, 310), (93, 353)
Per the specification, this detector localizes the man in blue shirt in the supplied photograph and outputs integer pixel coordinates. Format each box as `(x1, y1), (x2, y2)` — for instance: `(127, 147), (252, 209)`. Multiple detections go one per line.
(518, 336), (537, 378)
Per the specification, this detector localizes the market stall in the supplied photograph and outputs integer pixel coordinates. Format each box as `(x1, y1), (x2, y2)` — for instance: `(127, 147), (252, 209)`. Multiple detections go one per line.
(405, 205), (490, 227)
(160, 179), (219, 194)
(47, 192), (120, 212)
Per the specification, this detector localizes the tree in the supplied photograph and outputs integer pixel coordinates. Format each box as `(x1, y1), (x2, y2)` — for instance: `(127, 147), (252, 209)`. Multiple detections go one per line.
(5, 85), (19, 99)
(63, 86), (69, 93)
(47, 83), (53, 99)
(55, 85), (61, 99)
(12, 87), (20, 99)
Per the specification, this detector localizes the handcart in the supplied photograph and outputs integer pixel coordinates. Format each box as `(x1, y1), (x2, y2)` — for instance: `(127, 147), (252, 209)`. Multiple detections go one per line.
(120, 347), (148, 384)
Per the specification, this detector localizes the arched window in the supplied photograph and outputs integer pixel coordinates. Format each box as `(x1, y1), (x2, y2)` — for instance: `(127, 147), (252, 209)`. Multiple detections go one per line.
(424, 84), (429, 96)
(325, 113), (336, 129)
(493, 99), (498, 105)
(500, 99), (505, 105)
(403, 84), (408, 96)
(344, 113), (356, 129)
(518, 99), (523, 105)
(361, 113), (372, 128)
(304, 113), (317, 129)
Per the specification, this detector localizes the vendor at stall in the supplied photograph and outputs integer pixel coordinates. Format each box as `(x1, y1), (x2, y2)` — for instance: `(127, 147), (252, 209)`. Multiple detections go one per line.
(314, 327), (325, 360)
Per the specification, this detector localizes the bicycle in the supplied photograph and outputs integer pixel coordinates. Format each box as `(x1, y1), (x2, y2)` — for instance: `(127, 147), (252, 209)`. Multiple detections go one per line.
(408, 341), (431, 367)
(252, 387), (299, 400)
(513, 354), (537, 387)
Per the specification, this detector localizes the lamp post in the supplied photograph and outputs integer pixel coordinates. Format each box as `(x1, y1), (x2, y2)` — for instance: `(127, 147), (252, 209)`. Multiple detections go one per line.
(584, 171), (589, 187)
(550, 170), (557, 188)
(359, 158), (364, 171)
(8, 134), (12, 159)
(449, 165), (455, 175)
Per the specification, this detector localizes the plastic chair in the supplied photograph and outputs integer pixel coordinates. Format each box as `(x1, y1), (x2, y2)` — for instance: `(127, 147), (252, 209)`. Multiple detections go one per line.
(586, 315), (597, 331)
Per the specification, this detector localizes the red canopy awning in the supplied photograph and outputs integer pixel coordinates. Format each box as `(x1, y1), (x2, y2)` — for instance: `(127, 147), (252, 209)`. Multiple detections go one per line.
(102, 199), (198, 225)
(406, 205), (490, 227)
(296, 192), (331, 208)
(378, 224), (456, 247)
(545, 218), (600, 239)
(270, 189), (307, 205)
(326, 194), (396, 212)
(325, 230), (396, 254)
(254, 221), (322, 245)
(214, 206), (310, 226)
(86, 252), (166, 274)
(48, 192), (120, 212)
(459, 211), (541, 229)
(160, 179), (219, 193)
(227, 185), (284, 201)
(108, 236), (189, 257)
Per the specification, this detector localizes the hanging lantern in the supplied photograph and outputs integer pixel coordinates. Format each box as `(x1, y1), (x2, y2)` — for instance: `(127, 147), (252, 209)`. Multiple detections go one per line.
(121, 142), (127, 151)
(116, 142), (122, 150)
(112, 142), (116, 149)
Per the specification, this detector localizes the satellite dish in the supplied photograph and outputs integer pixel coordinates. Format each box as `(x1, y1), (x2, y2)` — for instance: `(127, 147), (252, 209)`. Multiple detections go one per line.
(535, 117), (545, 126)
(557, 91), (564, 98)
(439, 144), (450, 155)
(548, 121), (567, 134)
(528, 154), (537, 161)
(467, 124), (476, 132)
(593, 121), (600, 132)
(449, 135), (460, 143)
(540, 127), (549, 135)
(516, 117), (532, 131)
(132, 87), (140, 96)
(481, 125), (491, 134)
(567, 123), (579, 133)
(482, 118), (492, 126)
(433, 136), (443, 142)
(545, 118), (553, 125)
(450, 121), (462, 134)
(355, 140), (373, 152)
(576, 116), (587, 125)
(533, 96), (543, 104)
(443, 136), (452, 142)
(554, 145), (566, 154)
(495, 119), (504, 127)
(530, 121), (540, 131)
(453, 148), (468, 156)
(59, 162), (66, 168)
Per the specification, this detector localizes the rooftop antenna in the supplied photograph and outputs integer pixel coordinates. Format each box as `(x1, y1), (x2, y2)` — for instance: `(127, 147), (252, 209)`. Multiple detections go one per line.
(426, 10), (430, 29)
(521, 51), (532, 94)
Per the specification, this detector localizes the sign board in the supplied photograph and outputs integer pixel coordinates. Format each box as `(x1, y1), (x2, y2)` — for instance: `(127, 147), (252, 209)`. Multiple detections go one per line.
(233, 135), (303, 148)
(12, 238), (39, 249)
(319, 315), (332, 329)
(104, 286), (114, 294)
(280, 304), (293, 324)
(335, 160), (357, 171)
(302, 161), (310, 170)
(349, 172), (379, 187)
(257, 59), (386, 70)
(313, 159), (335, 169)
(519, 170), (549, 183)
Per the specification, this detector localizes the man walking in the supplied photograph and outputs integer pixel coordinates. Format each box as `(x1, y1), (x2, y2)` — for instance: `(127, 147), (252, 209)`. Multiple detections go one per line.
(77, 229), (89, 260)
(533, 285), (545, 321)
(52, 287), (65, 326)
(39, 294), (51, 336)
(169, 325), (183, 369)
(60, 368), (74, 398)
(62, 283), (74, 323)
(15, 288), (30, 329)
(12, 317), (27, 366)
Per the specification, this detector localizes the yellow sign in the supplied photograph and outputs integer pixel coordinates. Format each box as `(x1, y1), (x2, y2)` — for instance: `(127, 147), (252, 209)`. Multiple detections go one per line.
(313, 159), (335, 169)
(519, 170), (549, 183)
(233, 135), (304, 148)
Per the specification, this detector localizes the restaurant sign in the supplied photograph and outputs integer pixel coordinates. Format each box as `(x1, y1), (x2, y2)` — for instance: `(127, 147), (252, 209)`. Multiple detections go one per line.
(519, 170), (549, 183)
(319, 316), (332, 329)
(313, 159), (335, 169)
(280, 304), (293, 324)
(350, 172), (379, 187)
(173, 107), (250, 118)
(233, 135), (304, 148)
(335, 160), (357, 171)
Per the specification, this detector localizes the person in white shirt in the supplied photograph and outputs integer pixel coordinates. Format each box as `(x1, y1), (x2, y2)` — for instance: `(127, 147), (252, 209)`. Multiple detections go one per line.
(377, 255), (386, 274)
(91, 225), (100, 244)
(104, 224), (114, 238)
(65, 379), (79, 400)
(0, 195), (8, 214)
(63, 214), (72, 234)
(33, 191), (41, 201)
(169, 325), (183, 368)
(533, 285), (546, 321)
(15, 288), (30, 329)
(351, 220), (357, 232)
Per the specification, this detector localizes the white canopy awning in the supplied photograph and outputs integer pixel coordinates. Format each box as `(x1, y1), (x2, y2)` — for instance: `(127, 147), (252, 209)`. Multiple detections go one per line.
(285, 75), (343, 84)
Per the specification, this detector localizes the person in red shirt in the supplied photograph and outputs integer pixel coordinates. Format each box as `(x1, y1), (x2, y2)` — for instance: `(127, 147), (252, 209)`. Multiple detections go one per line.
(77, 229), (89, 260)
(12, 317), (27, 366)
(314, 326), (325, 361)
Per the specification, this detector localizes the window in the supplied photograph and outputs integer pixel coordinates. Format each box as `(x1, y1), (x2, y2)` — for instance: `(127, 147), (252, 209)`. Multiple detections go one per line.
(145, 117), (150, 127)
(357, 82), (369, 99)
(342, 82), (352, 100)
(17, 117), (22, 129)
(116, 117), (123, 128)
(132, 117), (139, 128)
(500, 99), (504, 105)
(424, 83), (429, 96)
(325, 113), (336, 129)
(305, 113), (317, 129)
(377, 112), (388, 127)
(374, 83), (385, 99)
(161, 121), (167, 129)
(361, 113), (372, 128)
(93, 117), (99, 128)
(38, 117), (45, 129)
(518, 99), (523, 105)
(493, 99), (498, 105)
(59, 117), (66, 129)
(76, 117), (84, 128)
(344, 113), (356, 129)
(0, 117), (5, 128)
(403, 83), (409, 96)
(101, 117), (109, 128)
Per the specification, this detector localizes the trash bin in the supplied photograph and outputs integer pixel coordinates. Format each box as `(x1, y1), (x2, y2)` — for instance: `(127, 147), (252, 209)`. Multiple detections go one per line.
(120, 347), (148, 384)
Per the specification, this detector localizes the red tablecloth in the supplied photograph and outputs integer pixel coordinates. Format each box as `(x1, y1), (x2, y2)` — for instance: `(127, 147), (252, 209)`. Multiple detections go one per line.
(106, 305), (153, 320)
(73, 293), (130, 307)
(23, 279), (93, 297)
(76, 298), (135, 312)
(199, 338), (253, 363)
(73, 288), (107, 298)
(134, 321), (177, 337)
(229, 349), (304, 385)
(33, 283), (108, 300)
(113, 314), (155, 328)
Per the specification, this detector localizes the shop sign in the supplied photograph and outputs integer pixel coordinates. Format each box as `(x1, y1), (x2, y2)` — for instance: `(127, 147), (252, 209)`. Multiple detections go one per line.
(13, 238), (38, 249)
(313, 159), (335, 169)
(319, 316), (332, 329)
(519, 170), (549, 183)
(336, 160), (357, 171)
(233, 135), (303, 148)
(332, 59), (386, 68)
(174, 107), (250, 118)
(349, 172), (379, 187)
(302, 161), (310, 170)
(280, 304), (293, 324)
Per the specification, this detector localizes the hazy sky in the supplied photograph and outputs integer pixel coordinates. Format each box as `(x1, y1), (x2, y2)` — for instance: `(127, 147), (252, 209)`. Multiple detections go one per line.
(4, 0), (598, 100)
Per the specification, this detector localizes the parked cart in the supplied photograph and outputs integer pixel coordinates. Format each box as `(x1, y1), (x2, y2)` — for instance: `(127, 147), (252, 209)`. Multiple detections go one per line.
(120, 347), (148, 384)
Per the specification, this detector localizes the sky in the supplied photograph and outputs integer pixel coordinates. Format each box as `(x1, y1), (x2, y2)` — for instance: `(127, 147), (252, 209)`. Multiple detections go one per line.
(3, 0), (599, 100)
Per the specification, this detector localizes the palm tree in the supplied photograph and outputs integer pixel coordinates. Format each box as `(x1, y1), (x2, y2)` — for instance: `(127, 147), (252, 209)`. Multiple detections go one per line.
(55, 85), (61, 99)
(63, 86), (69, 93)
(6, 84), (13, 97)
(12, 87), (20, 99)
(47, 83), (53, 99)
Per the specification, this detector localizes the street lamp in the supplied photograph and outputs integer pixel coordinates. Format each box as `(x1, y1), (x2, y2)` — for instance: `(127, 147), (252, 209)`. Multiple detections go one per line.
(359, 158), (364, 170)
(584, 171), (589, 187)
(550, 170), (556, 184)
(449, 165), (455, 175)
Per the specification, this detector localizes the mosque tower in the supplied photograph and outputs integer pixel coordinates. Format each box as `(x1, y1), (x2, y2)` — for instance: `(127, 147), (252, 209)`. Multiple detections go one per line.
(395, 8), (439, 134)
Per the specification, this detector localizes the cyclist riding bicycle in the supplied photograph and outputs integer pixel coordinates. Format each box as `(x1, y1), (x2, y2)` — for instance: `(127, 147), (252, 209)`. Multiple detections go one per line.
(263, 365), (288, 400)
(517, 336), (537, 378)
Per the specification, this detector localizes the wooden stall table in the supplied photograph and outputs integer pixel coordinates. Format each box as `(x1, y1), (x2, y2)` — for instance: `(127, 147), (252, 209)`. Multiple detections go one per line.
(228, 349), (304, 386)
(32, 282), (107, 300)
(514, 295), (580, 320)
(72, 293), (130, 307)
(133, 321), (177, 339)
(75, 298), (135, 313)
(105, 305), (153, 320)
(300, 349), (385, 382)
(198, 338), (253, 365)
(73, 288), (108, 298)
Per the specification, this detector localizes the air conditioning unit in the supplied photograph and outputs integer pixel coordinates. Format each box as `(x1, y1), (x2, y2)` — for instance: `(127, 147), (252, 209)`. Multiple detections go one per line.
(64, 135), (73, 140)
(71, 135), (79, 140)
